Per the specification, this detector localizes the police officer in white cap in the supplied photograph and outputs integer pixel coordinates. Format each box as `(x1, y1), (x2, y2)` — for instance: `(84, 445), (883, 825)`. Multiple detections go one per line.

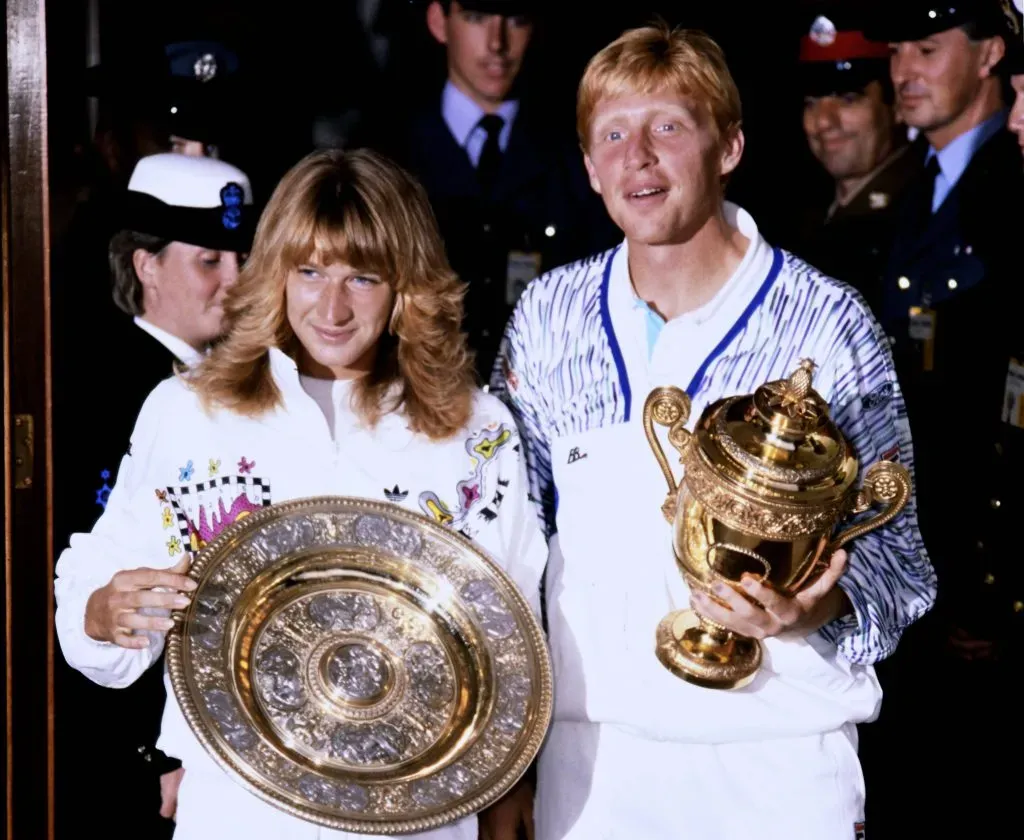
(52, 152), (254, 838)
(109, 152), (254, 359)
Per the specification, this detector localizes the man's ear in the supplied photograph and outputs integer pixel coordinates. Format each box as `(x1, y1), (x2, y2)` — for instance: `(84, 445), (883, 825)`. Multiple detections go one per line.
(719, 125), (745, 178)
(977, 34), (1006, 79)
(426, 1), (449, 46)
(583, 151), (603, 195)
(132, 248), (160, 302)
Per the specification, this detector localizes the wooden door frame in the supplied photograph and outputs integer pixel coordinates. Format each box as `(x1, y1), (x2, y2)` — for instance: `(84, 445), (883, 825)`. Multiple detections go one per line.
(4, 0), (54, 837)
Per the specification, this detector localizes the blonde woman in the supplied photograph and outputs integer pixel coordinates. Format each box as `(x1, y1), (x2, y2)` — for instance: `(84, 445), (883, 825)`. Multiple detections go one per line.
(54, 149), (544, 840)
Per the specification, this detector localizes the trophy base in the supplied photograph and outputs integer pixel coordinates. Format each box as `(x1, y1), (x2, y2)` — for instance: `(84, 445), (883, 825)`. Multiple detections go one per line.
(655, 609), (762, 690)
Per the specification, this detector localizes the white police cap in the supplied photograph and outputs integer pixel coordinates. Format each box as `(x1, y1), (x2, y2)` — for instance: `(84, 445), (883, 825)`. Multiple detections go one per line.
(123, 153), (254, 252)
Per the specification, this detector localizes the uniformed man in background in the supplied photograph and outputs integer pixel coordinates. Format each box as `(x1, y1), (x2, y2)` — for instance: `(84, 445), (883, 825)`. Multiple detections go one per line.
(866, 0), (1023, 638)
(372, 0), (618, 379)
(790, 4), (923, 313)
(52, 153), (255, 838)
(858, 1), (1024, 834)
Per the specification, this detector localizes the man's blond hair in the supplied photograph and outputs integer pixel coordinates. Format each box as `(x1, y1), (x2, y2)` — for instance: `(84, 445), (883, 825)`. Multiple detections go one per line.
(577, 22), (742, 148)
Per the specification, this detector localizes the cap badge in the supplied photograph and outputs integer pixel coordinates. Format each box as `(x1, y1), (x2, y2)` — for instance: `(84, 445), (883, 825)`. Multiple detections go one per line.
(193, 52), (218, 83)
(809, 15), (838, 46)
(220, 182), (244, 230)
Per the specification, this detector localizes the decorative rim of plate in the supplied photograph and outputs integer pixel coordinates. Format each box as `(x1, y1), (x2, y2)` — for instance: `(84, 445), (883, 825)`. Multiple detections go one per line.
(166, 495), (553, 834)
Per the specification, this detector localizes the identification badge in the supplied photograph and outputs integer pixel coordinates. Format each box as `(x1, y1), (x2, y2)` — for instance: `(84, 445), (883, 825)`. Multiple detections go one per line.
(908, 305), (936, 371)
(1002, 357), (1024, 429)
(506, 250), (541, 306)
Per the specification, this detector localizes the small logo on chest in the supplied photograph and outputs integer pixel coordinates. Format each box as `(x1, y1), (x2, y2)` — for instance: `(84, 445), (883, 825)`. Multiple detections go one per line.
(567, 446), (588, 464)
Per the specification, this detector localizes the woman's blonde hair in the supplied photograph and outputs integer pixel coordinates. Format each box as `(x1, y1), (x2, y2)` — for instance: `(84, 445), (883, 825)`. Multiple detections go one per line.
(186, 148), (476, 440)
(577, 22), (742, 149)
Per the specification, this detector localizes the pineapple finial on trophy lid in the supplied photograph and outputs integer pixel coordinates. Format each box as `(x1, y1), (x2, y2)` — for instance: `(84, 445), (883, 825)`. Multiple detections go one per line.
(753, 358), (828, 437)
(786, 358), (816, 401)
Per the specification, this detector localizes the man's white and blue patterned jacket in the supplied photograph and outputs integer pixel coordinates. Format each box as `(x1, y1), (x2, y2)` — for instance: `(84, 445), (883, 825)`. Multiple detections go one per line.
(491, 204), (937, 748)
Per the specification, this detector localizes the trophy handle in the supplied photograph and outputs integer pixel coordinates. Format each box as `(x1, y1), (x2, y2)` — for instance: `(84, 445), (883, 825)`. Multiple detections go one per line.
(643, 387), (693, 523)
(827, 461), (912, 553)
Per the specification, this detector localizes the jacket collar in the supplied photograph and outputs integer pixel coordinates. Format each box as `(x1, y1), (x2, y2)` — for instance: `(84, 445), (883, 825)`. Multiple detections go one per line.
(266, 347), (415, 451)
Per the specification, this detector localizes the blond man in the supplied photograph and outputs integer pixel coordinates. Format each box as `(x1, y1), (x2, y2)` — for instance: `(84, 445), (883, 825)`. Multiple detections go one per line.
(491, 24), (935, 839)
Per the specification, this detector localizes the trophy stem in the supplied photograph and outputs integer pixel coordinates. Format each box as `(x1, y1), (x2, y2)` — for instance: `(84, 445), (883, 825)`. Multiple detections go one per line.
(655, 609), (762, 690)
(699, 616), (734, 643)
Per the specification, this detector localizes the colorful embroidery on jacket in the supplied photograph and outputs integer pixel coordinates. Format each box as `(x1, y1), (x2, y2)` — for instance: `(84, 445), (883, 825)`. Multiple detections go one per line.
(159, 459), (271, 556)
(418, 424), (513, 538)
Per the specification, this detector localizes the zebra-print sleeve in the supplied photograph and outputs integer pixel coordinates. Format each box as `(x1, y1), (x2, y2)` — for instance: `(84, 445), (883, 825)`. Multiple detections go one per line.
(817, 292), (937, 664)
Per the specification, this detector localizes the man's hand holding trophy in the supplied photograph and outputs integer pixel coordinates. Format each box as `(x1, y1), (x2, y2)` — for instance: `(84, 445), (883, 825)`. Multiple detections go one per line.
(643, 359), (912, 690)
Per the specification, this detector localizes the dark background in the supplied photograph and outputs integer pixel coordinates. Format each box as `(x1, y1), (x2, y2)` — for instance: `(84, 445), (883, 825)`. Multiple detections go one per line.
(46, 0), (825, 248)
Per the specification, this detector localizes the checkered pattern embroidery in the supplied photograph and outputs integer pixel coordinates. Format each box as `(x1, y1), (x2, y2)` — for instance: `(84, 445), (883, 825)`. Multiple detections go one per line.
(166, 475), (271, 548)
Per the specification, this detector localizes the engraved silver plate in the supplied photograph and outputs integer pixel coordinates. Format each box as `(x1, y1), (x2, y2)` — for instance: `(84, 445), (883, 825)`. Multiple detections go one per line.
(167, 497), (552, 834)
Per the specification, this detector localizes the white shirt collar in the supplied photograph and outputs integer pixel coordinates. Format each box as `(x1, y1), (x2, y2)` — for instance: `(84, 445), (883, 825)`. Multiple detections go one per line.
(441, 80), (519, 150)
(605, 202), (777, 396)
(133, 317), (203, 366)
(268, 347), (414, 450)
(926, 108), (1007, 196)
(611, 202), (774, 330)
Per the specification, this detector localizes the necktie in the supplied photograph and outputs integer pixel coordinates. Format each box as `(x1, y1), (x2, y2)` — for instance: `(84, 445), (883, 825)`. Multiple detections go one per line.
(476, 114), (505, 195)
(916, 154), (941, 230)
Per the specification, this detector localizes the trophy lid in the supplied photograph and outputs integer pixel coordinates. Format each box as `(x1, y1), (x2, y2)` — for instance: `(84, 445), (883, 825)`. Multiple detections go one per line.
(694, 359), (856, 501)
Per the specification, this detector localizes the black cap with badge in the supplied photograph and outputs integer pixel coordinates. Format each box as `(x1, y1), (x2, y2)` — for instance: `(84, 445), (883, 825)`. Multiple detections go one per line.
(160, 40), (242, 149)
(864, 0), (1019, 45)
(118, 153), (255, 253)
(83, 38), (243, 151)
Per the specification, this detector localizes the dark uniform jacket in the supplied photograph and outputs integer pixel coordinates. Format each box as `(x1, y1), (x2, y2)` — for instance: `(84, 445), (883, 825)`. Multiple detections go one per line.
(377, 96), (620, 380)
(52, 313), (186, 840)
(793, 141), (925, 314)
(878, 126), (1024, 648)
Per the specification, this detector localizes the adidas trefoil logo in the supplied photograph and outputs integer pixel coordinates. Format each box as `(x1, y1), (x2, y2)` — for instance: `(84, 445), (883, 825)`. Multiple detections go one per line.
(385, 485), (409, 502)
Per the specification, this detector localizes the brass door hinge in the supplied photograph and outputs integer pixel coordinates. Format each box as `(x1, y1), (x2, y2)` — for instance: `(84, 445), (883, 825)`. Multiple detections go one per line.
(14, 414), (34, 489)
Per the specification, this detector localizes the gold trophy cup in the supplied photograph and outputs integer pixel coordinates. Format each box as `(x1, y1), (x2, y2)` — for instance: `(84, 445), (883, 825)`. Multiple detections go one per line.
(643, 359), (911, 690)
